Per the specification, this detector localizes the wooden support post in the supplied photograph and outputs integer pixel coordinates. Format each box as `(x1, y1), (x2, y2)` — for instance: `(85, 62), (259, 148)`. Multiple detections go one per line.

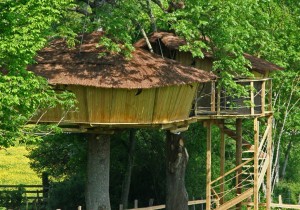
(211, 81), (216, 112)
(220, 120), (225, 205)
(266, 115), (273, 210)
(250, 82), (255, 115)
(206, 121), (212, 210)
(134, 199), (138, 208)
(254, 118), (260, 210)
(268, 79), (273, 111)
(261, 81), (266, 114)
(279, 195), (283, 204)
(236, 119), (243, 210)
(119, 204), (124, 210)
(217, 85), (221, 115)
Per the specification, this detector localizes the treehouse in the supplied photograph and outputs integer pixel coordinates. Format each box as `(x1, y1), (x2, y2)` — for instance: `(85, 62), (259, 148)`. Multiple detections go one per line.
(135, 32), (283, 117)
(135, 32), (284, 210)
(28, 32), (216, 132)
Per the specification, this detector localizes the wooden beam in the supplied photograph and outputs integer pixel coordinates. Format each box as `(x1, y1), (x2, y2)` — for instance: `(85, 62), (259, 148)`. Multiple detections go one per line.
(261, 81), (266, 114)
(211, 81), (216, 112)
(250, 82), (255, 115)
(216, 188), (253, 210)
(258, 124), (271, 153)
(210, 158), (254, 185)
(206, 121), (212, 210)
(258, 156), (270, 188)
(236, 119), (243, 210)
(268, 80), (273, 111)
(243, 202), (300, 209)
(220, 120), (225, 205)
(266, 115), (273, 210)
(253, 118), (259, 210)
(217, 86), (221, 115)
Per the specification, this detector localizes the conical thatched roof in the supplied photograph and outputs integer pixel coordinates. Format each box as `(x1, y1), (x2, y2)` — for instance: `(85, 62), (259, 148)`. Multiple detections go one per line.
(134, 32), (284, 74)
(28, 32), (216, 89)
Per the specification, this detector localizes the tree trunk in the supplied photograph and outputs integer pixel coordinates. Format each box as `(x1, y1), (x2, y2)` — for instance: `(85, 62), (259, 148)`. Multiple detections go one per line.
(121, 129), (136, 209)
(86, 134), (111, 210)
(166, 131), (189, 210)
(281, 139), (292, 179)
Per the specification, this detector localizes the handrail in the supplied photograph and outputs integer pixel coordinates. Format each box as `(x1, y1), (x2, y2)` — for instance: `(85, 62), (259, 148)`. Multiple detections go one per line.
(210, 158), (254, 185)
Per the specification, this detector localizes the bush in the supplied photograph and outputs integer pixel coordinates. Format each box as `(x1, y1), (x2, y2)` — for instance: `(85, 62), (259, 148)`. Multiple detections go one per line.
(47, 175), (85, 210)
(274, 181), (300, 204)
(0, 186), (24, 209)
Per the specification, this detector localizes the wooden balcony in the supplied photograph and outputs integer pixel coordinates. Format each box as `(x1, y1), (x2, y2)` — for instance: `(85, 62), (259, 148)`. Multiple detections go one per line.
(192, 78), (272, 118)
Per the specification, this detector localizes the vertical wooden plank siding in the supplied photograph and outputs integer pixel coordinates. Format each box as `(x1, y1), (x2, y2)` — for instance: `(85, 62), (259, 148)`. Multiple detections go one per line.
(236, 119), (243, 210)
(68, 86), (89, 122)
(152, 86), (179, 123)
(261, 81), (266, 114)
(220, 120), (225, 205)
(123, 89), (156, 123)
(266, 115), (273, 210)
(109, 89), (127, 122)
(35, 84), (198, 124)
(206, 121), (212, 210)
(168, 84), (198, 120)
(153, 84), (197, 123)
(87, 87), (113, 123)
(250, 82), (255, 115)
(253, 118), (259, 210)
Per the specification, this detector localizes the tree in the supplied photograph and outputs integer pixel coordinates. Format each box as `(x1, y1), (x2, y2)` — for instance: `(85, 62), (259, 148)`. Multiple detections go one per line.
(0, 0), (77, 147)
(4, 0), (300, 209)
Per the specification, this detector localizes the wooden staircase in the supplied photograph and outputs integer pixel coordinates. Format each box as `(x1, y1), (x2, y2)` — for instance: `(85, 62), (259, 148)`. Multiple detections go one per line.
(209, 119), (271, 210)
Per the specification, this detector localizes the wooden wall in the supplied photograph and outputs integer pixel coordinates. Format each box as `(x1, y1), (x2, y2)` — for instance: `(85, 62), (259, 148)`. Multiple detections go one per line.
(33, 83), (198, 125)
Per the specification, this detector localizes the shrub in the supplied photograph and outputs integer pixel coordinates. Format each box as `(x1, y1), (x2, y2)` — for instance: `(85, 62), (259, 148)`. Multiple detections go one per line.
(47, 175), (85, 209)
(0, 186), (24, 209)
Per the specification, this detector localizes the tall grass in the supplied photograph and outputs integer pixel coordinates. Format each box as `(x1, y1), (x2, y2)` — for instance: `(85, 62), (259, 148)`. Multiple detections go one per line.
(0, 146), (41, 185)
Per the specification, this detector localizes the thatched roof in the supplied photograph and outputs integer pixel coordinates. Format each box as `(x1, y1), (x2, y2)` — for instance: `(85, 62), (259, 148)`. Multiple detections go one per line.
(28, 32), (216, 89)
(134, 32), (284, 73)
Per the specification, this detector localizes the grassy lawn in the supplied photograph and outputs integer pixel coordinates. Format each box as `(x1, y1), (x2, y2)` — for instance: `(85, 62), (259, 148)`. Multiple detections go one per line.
(0, 146), (41, 185)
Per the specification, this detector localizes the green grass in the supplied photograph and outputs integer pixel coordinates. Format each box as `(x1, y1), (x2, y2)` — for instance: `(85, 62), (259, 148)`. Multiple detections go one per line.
(0, 146), (41, 185)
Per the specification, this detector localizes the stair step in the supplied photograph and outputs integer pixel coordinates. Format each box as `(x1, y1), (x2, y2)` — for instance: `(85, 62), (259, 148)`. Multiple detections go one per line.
(242, 172), (254, 175)
(243, 150), (254, 153)
(242, 157), (265, 161)
(242, 165), (253, 168)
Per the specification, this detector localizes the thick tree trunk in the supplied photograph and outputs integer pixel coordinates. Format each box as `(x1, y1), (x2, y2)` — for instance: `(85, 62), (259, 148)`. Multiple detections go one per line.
(86, 134), (111, 210)
(121, 129), (136, 209)
(166, 131), (188, 210)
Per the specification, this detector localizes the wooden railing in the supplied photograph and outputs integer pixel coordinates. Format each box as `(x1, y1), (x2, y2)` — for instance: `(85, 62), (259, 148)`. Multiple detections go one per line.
(194, 78), (272, 116)
(0, 184), (48, 208)
(119, 199), (207, 210)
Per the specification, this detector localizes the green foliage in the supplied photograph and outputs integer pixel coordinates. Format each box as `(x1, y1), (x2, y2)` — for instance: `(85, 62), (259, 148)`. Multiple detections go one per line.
(47, 175), (85, 210)
(0, 0), (75, 71)
(28, 134), (87, 180)
(0, 73), (76, 147)
(0, 0), (78, 147)
(0, 186), (24, 209)
(274, 181), (300, 204)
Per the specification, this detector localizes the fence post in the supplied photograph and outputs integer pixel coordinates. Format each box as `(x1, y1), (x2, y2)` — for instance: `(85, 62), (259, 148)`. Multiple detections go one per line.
(279, 195), (282, 204)
(119, 204), (124, 210)
(200, 196), (204, 210)
(149, 198), (154, 207)
(78, 206), (82, 210)
(42, 172), (49, 202)
(192, 197), (196, 210)
(134, 199), (138, 208)
(298, 194), (300, 204)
